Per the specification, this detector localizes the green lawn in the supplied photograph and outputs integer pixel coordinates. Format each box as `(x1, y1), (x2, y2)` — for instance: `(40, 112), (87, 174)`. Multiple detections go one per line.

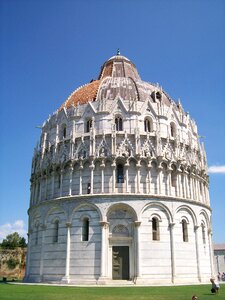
(0, 283), (224, 300)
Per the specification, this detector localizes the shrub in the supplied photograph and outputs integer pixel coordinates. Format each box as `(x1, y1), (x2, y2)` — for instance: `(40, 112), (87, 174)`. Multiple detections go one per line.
(6, 258), (19, 269)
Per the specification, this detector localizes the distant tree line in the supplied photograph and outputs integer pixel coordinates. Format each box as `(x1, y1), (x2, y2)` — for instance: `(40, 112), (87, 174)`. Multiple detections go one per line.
(0, 232), (27, 249)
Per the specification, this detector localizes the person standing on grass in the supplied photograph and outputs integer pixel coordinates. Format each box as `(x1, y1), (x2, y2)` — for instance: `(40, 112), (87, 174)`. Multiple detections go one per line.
(210, 278), (220, 294)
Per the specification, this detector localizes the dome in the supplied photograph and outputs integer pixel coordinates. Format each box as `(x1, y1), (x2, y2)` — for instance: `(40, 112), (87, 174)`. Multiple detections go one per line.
(60, 53), (172, 110)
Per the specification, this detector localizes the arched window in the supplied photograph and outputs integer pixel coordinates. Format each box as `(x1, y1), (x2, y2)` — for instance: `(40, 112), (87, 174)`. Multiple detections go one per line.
(117, 164), (124, 183)
(53, 220), (59, 243)
(86, 119), (92, 133)
(182, 219), (188, 242)
(144, 118), (152, 132)
(170, 122), (176, 138)
(201, 223), (206, 244)
(82, 218), (89, 241)
(152, 217), (160, 241)
(115, 116), (123, 131)
(61, 124), (67, 139)
(156, 91), (162, 100)
(171, 166), (177, 188)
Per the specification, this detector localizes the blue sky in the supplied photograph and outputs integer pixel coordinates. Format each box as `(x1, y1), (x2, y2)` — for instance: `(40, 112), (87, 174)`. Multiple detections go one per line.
(0, 0), (224, 244)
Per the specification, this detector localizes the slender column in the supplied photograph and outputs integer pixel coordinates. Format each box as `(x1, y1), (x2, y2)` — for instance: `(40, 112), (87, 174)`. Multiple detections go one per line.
(194, 177), (198, 200)
(190, 175), (193, 199)
(45, 174), (48, 200)
(39, 176), (42, 202)
(68, 164), (73, 196)
(177, 171), (181, 197)
(79, 162), (83, 195)
(147, 165), (151, 194)
(203, 183), (206, 203)
(208, 228), (214, 277)
(111, 162), (116, 193)
(63, 222), (72, 282)
(169, 222), (176, 283)
(134, 221), (141, 279)
(157, 166), (163, 195)
(168, 168), (172, 196)
(184, 172), (189, 198)
(89, 162), (94, 194)
(99, 221), (109, 278)
(136, 162), (141, 193)
(125, 162), (129, 193)
(39, 224), (46, 280)
(51, 169), (55, 198)
(60, 168), (63, 197)
(24, 232), (31, 280)
(192, 176), (196, 200)
(194, 225), (201, 281)
(100, 161), (105, 193)
(197, 179), (201, 201)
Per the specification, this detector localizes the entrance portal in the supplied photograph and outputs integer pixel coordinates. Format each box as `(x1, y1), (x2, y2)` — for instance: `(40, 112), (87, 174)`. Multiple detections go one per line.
(112, 246), (129, 280)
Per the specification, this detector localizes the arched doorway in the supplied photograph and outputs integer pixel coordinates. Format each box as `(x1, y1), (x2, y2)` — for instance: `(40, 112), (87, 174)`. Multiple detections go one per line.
(107, 204), (137, 280)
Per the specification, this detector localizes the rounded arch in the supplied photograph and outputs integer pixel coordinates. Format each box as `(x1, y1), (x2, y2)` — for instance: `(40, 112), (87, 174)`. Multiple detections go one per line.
(44, 205), (67, 225)
(106, 202), (138, 222)
(150, 213), (162, 222)
(175, 205), (197, 226)
(141, 202), (173, 224)
(144, 116), (153, 133)
(70, 202), (102, 223)
(115, 114), (123, 131)
(199, 209), (211, 228)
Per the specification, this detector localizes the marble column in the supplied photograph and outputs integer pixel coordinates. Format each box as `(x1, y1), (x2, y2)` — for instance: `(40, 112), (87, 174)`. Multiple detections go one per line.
(89, 162), (95, 194)
(147, 164), (151, 194)
(39, 176), (42, 202)
(51, 169), (55, 199)
(24, 232), (32, 280)
(194, 225), (201, 282)
(134, 221), (141, 279)
(157, 166), (163, 195)
(100, 161), (105, 193)
(79, 163), (83, 195)
(99, 221), (109, 279)
(68, 164), (73, 196)
(60, 168), (63, 197)
(125, 162), (129, 193)
(39, 224), (47, 281)
(208, 228), (214, 277)
(111, 162), (116, 193)
(62, 222), (72, 282)
(44, 174), (48, 200)
(168, 168), (172, 196)
(169, 222), (176, 283)
(136, 162), (141, 193)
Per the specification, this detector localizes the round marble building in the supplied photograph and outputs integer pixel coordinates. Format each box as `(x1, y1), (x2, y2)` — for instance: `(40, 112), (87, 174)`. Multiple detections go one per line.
(25, 53), (214, 285)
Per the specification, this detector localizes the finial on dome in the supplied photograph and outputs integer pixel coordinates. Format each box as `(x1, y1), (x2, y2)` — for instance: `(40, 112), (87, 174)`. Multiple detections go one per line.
(117, 48), (120, 55)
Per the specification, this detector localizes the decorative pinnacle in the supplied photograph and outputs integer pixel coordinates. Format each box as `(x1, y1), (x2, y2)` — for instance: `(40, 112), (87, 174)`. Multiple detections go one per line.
(117, 48), (120, 55)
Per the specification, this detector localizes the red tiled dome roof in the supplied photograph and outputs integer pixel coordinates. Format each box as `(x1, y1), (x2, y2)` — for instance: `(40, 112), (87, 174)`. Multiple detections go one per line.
(59, 80), (101, 110)
(59, 54), (172, 110)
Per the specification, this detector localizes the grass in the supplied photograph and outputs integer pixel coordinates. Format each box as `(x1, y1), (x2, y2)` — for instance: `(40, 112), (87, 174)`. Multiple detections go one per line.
(0, 283), (224, 300)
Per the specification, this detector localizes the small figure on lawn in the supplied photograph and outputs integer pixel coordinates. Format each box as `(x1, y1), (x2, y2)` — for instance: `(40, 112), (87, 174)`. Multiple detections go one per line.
(210, 278), (220, 294)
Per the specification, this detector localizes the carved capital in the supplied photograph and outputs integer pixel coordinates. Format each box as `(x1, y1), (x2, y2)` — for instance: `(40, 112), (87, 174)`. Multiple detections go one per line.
(134, 221), (141, 227)
(99, 221), (109, 229)
(66, 222), (72, 228)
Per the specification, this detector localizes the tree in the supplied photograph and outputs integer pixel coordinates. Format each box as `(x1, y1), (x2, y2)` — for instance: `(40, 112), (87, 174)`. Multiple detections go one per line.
(0, 232), (27, 249)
